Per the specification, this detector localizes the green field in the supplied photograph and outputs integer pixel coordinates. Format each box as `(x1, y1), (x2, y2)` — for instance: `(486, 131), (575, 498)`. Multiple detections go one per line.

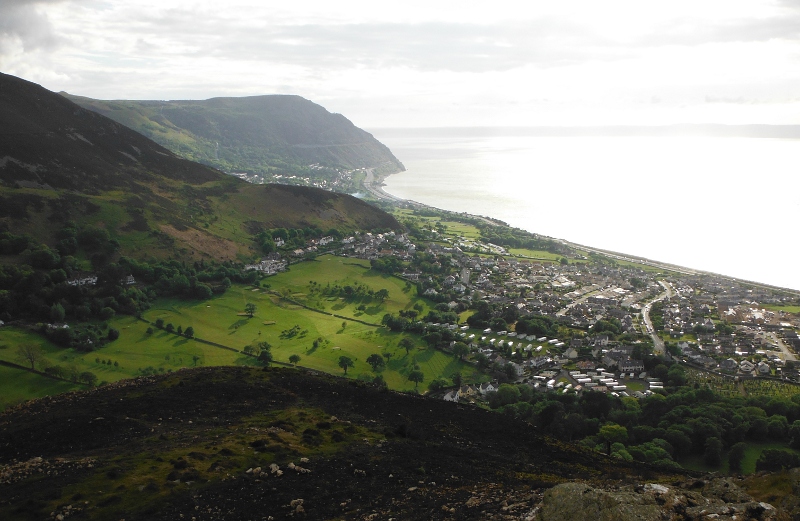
(0, 322), (250, 386)
(142, 279), (475, 391)
(0, 258), (481, 407)
(508, 248), (563, 262)
(762, 304), (800, 314)
(266, 255), (431, 321)
(0, 365), (81, 410)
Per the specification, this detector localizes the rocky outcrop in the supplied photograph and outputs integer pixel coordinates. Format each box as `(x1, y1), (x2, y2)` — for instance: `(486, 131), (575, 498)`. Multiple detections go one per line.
(537, 478), (784, 521)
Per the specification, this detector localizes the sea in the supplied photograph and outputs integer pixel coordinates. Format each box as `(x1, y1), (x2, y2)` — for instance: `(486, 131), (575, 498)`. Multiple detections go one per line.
(369, 127), (800, 293)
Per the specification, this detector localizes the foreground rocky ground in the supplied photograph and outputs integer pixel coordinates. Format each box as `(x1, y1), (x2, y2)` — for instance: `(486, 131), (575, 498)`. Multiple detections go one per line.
(0, 367), (796, 520)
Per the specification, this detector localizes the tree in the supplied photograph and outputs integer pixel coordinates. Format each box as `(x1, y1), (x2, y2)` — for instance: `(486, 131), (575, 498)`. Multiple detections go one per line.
(475, 352), (490, 371)
(176, 325), (183, 336)
(184, 326), (194, 338)
(704, 437), (723, 467)
(99, 307), (115, 320)
(49, 303), (65, 323)
(422, 331), (441, 348)
(451, 371), (463, 388)
(16, 344), (44, 371)
(165, 323), (175, 333)
(338, 356), (354, 375)
(452, 342), (469, 361)
(728, 442), (747, 474)
(399, 336), (415, 355)
(429, 377), (450, 392)
(375, 288), (389, 302)
(45, 365), (65, 379)
(244, 302), (257, 318)
(598, 423), (628, 454)
(289, 354), (301, 365)
(495, 383), (521, 407)
(667, 365), (687, 387)
(79, 371), (98, 386)
(258, 350), (273, 365)
(155, 318), (165, 329)
(192, 354), (201, 366)
(366, 353), (385, 372)
(408, 370), (424, 388)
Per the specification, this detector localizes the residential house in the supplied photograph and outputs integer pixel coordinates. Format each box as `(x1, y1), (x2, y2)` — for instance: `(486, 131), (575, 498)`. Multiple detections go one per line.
(479, 382), (497, 395)
(739, 360), (755, 373)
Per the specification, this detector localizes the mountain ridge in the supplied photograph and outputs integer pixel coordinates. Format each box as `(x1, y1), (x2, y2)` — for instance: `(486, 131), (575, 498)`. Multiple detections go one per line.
(62, 91), (405, 186)
(0, 72), (400, 262)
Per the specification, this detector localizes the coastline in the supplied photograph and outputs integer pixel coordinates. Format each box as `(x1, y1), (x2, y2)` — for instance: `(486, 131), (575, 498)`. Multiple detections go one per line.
(361, 168), (800, 297)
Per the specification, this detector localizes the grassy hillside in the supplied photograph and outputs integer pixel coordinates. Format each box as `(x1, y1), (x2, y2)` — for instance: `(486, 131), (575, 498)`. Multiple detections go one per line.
(0, 73), (400, 263)
(0, 255), (480, 400)
(63, 92), (405, 189)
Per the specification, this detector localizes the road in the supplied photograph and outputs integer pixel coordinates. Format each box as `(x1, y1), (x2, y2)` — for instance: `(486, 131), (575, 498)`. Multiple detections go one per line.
(765, 332), (797, 362)
(362, 168), (406, 203)
(641, 280), (674, 358)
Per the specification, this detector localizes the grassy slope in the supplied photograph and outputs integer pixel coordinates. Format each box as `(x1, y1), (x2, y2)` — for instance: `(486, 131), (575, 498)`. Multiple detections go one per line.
(0, 256), (480, 403)
(1, 73), (400, 264)
(63, 93), (405, 176)
(0, 365), (80, 410)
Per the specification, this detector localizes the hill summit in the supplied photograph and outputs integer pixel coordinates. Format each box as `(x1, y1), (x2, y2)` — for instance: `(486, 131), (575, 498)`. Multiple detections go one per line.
(0, 366), (787, 520)
(63, 92), (405, 186)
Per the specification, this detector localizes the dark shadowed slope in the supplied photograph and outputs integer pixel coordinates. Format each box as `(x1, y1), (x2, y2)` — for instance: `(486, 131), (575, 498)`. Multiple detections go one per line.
(0, 73), (221, 193)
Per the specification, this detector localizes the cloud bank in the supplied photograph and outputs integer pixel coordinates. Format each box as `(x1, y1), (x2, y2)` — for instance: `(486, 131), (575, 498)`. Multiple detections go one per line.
(2, 1), (799, 127)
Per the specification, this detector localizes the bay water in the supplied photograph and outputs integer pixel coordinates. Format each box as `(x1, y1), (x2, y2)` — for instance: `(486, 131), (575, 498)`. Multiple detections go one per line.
(372, 128), (800, 292)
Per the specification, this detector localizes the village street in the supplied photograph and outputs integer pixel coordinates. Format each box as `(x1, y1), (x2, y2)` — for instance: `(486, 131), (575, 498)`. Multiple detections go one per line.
(767, 332), (797, 362)
(642, 281), (674, 358)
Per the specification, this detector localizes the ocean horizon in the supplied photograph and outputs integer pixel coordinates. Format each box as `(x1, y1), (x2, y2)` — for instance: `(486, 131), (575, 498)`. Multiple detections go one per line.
(370, 127), (800, 293)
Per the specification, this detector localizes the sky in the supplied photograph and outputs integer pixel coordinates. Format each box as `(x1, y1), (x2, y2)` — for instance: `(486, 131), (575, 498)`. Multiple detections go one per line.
(2, 0), (800, 128)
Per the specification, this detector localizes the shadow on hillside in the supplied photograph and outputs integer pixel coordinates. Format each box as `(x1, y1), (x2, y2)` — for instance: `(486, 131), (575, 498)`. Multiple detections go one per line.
(229, 319), (248, 330)
(365, 305), (384, 316)
(414, 349), (434, 363)
(386, 356), (408, 372)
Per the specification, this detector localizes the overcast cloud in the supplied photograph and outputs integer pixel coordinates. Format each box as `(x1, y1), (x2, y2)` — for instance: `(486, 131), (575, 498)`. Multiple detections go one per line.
(1, 0), (799, 127)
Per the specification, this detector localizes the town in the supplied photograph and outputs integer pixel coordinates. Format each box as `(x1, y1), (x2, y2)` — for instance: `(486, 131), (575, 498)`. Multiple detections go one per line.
(227, 209), (800, 405)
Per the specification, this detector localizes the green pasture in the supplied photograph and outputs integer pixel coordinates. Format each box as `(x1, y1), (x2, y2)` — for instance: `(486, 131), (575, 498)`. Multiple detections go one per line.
(624, 380), (646, 392)
(439, 221), (482, 239)
(267, 255), (430, 321)
(761, 304), (800, 315)
(508, 248), (562, 262)
(0, 257), (484, 406)
(0, 322), (250, 387)
(143, 284), (476, 392)
(0, 365), (81, 410)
